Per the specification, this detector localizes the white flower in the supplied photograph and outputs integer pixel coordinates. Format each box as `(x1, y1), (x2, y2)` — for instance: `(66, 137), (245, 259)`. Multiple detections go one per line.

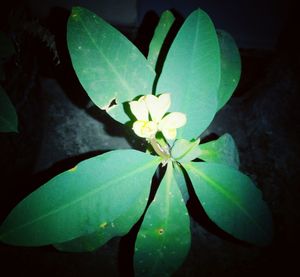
(129, 94), (186, 140)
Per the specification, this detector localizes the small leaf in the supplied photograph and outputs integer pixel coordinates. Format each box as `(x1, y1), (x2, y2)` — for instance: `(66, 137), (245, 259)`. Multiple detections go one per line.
(147, 10), (175, 71)
(171, 138), (201, 163)
(0, 150), (161, 246)
(67, 7), (155, 123)
(185, 162), (273, 246)
(216, 30), (241, 110)
(0, 85), (18, 133)
(156, 9), (221, 139)
(134, 162), (191, 277)
(198, 133), (240, 169)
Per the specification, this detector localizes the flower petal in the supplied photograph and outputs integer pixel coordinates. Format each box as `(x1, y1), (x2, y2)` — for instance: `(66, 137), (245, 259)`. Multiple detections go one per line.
(145, 93), (170, 122)
(129, 98), (148, 121)
(162, 128), (177, 140)
(132, 120), (157, 138)
(159, 112), (187, 131)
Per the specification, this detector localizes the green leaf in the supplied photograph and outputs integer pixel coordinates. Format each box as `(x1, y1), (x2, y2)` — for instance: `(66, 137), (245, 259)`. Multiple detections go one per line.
(185, 162), (273, 245)
(171, 138), (201, 163)
(54, 182), (150, 252)
(0, 85), (18, 133)
(216, 30), (241, 110)
(198, 133), (240, 169)
(147, 10), (175, 71)
(156, 9), (221, 139)
(0, 150), (161, 246)
(67, 7), (155, 123)
(134, 162), (191, 277)
(173, 162), (189, 203)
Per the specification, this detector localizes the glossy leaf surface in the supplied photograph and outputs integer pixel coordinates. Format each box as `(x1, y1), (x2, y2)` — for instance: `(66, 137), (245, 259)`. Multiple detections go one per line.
(54, 183), (150, 252)
(198, 133), (240, 169)
(67, 7), (155, 123)
(157, 9), (221, 139)
(173, 162), (189, 203)
(185, 162), (273, 245)
(0, 150), (160, 246)
(147, 10), (175, 71)
(216, 30), (241, 110)
(134, 162), (190, 276)
(0, 85), (18, 133)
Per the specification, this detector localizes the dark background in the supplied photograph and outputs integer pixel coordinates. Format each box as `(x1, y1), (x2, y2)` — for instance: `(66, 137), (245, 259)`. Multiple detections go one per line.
(0, 0), (299, 276)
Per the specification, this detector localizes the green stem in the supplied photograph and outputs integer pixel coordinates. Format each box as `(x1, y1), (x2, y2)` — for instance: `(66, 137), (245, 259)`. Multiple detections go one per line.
(150, 137), (170, 160)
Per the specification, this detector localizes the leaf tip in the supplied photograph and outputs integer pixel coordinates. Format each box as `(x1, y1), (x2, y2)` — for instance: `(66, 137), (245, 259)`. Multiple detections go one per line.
(70, 7), (80, 18)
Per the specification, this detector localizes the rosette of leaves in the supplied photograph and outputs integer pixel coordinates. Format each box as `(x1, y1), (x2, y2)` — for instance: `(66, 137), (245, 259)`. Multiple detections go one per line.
(0, 7), (273, 277)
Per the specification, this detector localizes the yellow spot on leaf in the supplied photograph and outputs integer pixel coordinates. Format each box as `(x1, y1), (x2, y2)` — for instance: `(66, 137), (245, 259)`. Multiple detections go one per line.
(99, 222), (108, 229)
(69, 166), (77, 172)
(71, 10), (80, 21)
(157, 228), (164, 235)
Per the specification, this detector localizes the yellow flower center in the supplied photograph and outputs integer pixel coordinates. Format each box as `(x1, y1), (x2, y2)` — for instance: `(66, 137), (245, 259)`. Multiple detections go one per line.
(129, 93), (186, 140)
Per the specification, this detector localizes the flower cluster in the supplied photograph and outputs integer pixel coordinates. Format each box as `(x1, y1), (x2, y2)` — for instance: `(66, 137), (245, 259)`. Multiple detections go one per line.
(129, 94), (186, 140)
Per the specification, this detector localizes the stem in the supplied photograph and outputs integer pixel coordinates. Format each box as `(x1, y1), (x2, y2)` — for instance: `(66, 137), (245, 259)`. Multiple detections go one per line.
(150, 137), (170, 160)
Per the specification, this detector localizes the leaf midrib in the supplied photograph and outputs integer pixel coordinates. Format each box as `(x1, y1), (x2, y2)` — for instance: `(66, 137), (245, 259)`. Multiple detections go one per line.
(187, 163), (268, 236)
(149, 164), (172, 275)
(75, 13), (143, 104)
(177, 15), (200, 139)
(2, 156), (160, 238)
(150, 163), (187, 275)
